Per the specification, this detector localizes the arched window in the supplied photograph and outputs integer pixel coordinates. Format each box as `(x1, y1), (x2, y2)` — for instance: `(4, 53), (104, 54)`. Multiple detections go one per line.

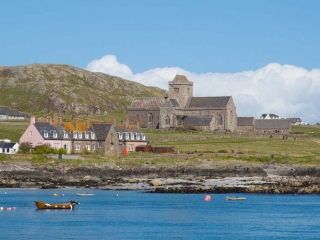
(165, 115), (170, 125)
(148, 113), (153, 123)
(218, 114), (223, 125)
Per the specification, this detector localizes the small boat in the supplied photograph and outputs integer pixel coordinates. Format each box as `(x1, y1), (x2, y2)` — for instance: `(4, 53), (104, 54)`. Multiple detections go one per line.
(226, 197), (246, 201)
(76, 193), (94, 197)
(34, 200), (79, 210)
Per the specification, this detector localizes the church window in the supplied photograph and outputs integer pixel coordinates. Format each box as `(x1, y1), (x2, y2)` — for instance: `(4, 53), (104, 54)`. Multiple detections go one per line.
(174, 88), (179, 94)
(218, 114), (223, 125)
(165, 115), (170, 125)
(148, 113), (153, 123)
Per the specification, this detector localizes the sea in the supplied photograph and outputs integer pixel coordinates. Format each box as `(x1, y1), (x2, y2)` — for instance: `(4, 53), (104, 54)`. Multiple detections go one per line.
(1, 188), (320, 240)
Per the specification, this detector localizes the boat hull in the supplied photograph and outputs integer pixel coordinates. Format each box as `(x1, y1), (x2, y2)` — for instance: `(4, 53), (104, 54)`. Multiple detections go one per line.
(34, 201), (76, 210)
(76, 193), (94, 196)
(226, 197), (246, 201)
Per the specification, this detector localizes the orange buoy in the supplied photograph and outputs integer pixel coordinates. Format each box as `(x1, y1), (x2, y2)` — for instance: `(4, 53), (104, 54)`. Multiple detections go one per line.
(204, 195), (211, 202)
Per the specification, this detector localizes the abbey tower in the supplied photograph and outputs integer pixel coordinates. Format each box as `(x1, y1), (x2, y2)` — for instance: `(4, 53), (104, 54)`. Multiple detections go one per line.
(168, 74), (193, 108)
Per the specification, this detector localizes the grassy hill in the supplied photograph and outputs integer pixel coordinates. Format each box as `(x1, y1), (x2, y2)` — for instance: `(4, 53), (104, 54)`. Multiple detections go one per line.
(0, 64), (167, 120)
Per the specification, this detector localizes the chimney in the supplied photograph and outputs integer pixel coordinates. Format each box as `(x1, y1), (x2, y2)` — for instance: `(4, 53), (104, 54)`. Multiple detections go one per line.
(72, 115), (78, 129)
(85, 115), (89, 129)
(58, 115), (62, 125)
(31, 115), (35, 124)
(136, 120), (140, 129)
(48, 115), (52, 125)
(124, 119), (128, 129)
(112, 118), (116, 127)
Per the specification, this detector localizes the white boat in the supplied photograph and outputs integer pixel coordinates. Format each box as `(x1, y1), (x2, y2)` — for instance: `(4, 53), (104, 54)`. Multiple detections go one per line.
(226, 197), (246, 201)
(76, 193), (94, 197)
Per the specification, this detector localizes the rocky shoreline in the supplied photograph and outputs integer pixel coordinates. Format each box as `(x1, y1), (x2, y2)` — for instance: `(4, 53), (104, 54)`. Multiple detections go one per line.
(1, 161), (320, 194)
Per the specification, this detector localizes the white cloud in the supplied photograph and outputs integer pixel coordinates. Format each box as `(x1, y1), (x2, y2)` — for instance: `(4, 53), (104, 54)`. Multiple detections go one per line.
(86, 55), (320, 124)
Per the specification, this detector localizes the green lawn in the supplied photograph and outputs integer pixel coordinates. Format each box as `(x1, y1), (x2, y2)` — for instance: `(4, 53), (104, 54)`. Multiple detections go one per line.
(1, 121), (320, 166)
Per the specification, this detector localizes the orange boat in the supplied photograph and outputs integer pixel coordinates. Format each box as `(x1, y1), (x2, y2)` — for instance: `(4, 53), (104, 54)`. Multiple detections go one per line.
(34, 200), (79, 210)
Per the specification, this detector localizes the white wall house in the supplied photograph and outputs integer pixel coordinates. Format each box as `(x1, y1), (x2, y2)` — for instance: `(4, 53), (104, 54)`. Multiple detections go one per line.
(0, 140), (19, 154)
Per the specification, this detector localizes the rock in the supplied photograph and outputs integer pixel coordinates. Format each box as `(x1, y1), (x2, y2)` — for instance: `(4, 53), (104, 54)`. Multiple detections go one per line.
(83, 175), (91, 182)
(166, 178), (175, 185)
(150, 179), (163, 186)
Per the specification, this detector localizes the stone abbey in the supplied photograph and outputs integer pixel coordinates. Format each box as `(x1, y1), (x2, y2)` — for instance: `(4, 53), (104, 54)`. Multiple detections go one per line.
(127, 74), (237, 131)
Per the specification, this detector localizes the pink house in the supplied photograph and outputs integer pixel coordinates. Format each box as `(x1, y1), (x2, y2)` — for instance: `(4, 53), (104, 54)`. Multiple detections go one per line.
(20, 116), (72, 153)
(20, 115), (120, 155)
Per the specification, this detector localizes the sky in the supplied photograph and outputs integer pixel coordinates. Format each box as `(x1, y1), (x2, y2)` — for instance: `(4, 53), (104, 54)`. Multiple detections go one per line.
(1, 1), (320, 124)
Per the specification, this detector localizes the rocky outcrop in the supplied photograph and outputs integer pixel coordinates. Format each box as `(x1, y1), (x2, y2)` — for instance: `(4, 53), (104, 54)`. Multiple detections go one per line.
(2, 161), (320, 194)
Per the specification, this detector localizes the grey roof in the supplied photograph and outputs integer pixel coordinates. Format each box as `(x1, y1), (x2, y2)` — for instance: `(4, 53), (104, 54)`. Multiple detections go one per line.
(1, 142), (17, 148)
(172, 74), (190, 82)
(181, 115), (213, 126)
(34, 122), (64, 140)
(255, 119), (291, 129)
(237, 117), (254, 126)
(0, 106), (30, 118)
(170, 99), (180, 107)
(260, 113), (279, 119)
(188, 97), (231, 108)
(91, 123), (112, 141)
(0, 141), (6, 148)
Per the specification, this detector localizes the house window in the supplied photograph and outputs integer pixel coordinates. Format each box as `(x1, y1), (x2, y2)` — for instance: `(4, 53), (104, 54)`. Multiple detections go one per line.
(148, 113), (153, 123)
(78, 132), (82, 139)
(64, 144), (69, 151)
(37, 142), (42, 146)
(86, 144), (91, 151)
(43, 131), (48, 138)
(73, 132), (77, 139)
(141, 134), (146, 140)
(91, 132), (95, 139)
(135, 133), (140, 140)
(54, 143), (60, 149)
(53, 132), (57, 138)
(218, 115), (223, 125)
(174, 88), (179, 94)
(125, 133), (130, 140)
(98, 142), (102, 148)
(63, 131), (68, 138)
(118, 132), (123, 140)
(129, 144), (134, 151)
(130, 133), (134, 140)
(165, 115), (170, 125)
(75, 143), (80, 151)
(85, 133), (89, 139)
(30, 131), (32, 137)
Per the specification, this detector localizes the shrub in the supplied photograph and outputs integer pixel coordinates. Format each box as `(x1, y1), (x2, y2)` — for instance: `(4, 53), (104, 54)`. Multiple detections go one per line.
(218, 149), (228, 153)
(32, 144), (54, 154)
(58, 148), (67, 154)
(19, 142), (32, 153)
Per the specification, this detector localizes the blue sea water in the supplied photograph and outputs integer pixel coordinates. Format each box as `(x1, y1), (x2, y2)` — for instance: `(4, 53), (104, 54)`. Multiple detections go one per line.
(1, 189), (320, 240)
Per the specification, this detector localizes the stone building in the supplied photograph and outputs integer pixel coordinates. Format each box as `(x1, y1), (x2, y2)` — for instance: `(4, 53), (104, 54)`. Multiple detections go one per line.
(127, 75), (237, 131)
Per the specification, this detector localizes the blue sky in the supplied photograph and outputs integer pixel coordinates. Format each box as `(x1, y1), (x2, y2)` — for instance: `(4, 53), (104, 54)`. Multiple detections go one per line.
(1, 1), (320, 123)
